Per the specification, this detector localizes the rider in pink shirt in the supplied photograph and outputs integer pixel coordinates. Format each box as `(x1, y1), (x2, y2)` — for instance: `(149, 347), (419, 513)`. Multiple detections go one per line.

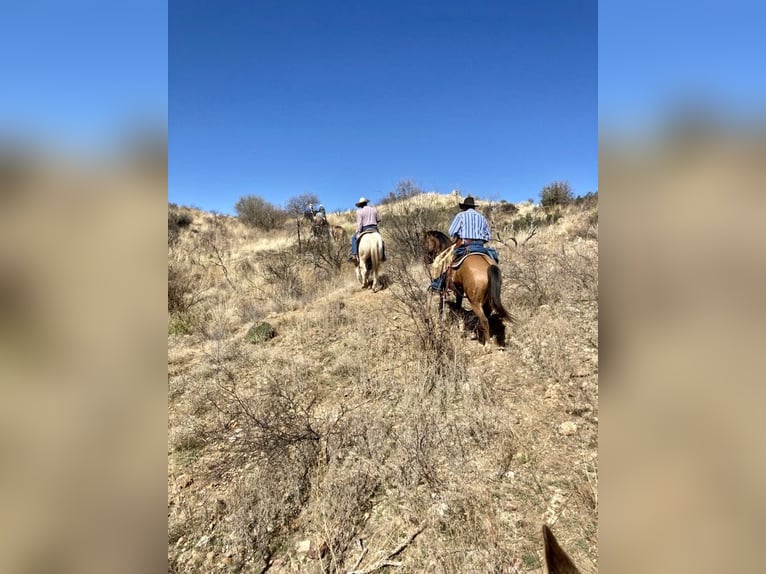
(349, 197), (383, 263)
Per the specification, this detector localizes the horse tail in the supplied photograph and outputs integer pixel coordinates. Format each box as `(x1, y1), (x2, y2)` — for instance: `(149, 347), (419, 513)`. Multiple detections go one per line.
(487, 264), (511, 321)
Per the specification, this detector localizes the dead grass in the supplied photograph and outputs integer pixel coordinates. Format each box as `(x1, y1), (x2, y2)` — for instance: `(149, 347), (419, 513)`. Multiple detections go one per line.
(168, 195), (598, 573)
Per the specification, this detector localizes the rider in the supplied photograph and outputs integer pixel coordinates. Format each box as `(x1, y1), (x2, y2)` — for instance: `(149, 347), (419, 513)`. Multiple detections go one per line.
(430, 195), (491, 292)
(349, 197), (383, 263)
(304, 203), (315, 219)
(317, 204), (326, 217)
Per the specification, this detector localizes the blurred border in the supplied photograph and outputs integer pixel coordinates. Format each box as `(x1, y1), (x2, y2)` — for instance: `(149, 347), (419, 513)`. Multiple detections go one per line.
(600, 1), (766, 572)
(0, 2), (167, 573)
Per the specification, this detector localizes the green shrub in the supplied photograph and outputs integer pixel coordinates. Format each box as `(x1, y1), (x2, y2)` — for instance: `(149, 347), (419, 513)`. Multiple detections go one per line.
(574, 191), (598, 210)
(512, 213), (545, 232)
(247, 322), (276, 343)
(498, 200), (518, 214)
(540, 181), (573, 209)
(168, 311), (196, 335)
(545, 209), (563, 225)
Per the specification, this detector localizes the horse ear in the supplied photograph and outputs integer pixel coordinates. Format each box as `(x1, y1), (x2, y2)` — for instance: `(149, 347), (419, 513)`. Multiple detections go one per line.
(542, 525), (581, 574)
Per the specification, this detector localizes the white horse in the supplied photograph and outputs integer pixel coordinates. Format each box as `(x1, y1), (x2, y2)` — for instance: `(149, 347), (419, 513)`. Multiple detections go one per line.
(355, 232), (384, 291)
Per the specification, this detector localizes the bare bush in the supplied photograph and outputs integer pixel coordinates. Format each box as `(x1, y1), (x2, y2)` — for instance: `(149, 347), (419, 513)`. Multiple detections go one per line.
(257, 249), (304, 304)
(504, 245), (562, 308)
(168, 263), (204, 313)
(302, 234), (347, 275)
(555, 242), (599, 303)
(385, 205), (453, 263)
(235, 194), (286, 230)
(379, 178), (424, 205)
(168, 204), (194, 245)
(385, 259), (461, 379)
(307, 464), (379, 572)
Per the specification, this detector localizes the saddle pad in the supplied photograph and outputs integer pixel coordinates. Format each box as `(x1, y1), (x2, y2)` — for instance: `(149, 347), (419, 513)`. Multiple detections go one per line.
(451, 252), (496, 269)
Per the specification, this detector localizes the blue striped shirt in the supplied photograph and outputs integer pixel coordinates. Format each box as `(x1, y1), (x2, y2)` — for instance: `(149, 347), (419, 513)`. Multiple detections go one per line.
(448, 209), (491, 242)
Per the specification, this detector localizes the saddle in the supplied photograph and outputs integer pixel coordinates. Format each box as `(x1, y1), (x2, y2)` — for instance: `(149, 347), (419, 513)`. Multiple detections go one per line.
(357, 227), (379, 239)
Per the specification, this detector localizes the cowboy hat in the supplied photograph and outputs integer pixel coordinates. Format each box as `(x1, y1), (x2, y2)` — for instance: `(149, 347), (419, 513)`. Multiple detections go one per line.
(355, 197), (370, 207)
(458, 196), (477, 209)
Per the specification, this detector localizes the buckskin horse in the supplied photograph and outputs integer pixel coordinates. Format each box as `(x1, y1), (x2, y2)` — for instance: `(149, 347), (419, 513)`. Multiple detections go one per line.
(543, 524), (581, 574)
(331, 225), (347, 243)
(447, 250), (511, 346)
(355, 231), (384, 292)
(423, 230), (452, 266)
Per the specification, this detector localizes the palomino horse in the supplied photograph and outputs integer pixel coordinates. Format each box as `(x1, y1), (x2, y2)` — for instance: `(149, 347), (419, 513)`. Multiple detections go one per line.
(423, 230), (451, 266)
(355, 231), (384, 292)
(449, 252), (511, 346)
(543, 524), (581, 574)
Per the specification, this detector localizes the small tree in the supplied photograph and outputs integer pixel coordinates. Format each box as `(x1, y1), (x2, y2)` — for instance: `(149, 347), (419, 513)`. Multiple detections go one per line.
(285, 193), (320, 252)
(540, 181), (573, 210)
(235, 195), (286, 230)
(380, 179), (424, 205)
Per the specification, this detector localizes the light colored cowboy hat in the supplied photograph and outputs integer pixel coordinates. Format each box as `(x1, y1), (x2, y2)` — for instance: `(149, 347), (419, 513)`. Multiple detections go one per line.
(458, 195), (477, 209)
(355, 197), (370, 207)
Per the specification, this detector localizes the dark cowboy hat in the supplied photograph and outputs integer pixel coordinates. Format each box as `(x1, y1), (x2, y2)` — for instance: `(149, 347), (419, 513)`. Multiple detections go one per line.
(355, 197), (370, 208)
(458, 196), (477, 209)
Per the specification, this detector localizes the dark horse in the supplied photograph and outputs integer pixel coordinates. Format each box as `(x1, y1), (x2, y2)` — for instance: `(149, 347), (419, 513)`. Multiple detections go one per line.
(423, 230), (451, 266)
(449, 253), (511, 346)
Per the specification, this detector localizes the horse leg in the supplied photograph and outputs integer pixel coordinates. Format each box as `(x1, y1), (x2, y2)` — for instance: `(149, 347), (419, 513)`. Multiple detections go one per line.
(471, 301), (491, 345)
(356, 260), (364, 287)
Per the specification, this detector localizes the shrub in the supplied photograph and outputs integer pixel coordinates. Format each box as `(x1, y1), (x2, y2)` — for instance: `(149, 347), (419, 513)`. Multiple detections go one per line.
(511, 212), (544, 233)
(235, 195), (286, 230)
(573, 191), (598, 210)
(258, 250), (304, 305)
(545, 209), (563, 225)
(540, 181), (573, 210)
(246, 322), (276, 343)
(168, 263), (203, 313)
(302, 233), (347, 274)
(379, 179), (424, 205)
(497, 200), (518, 214)
(384, 205), (453, 263)
(168, 311), (196, 336)
(168, 206), (193, 245)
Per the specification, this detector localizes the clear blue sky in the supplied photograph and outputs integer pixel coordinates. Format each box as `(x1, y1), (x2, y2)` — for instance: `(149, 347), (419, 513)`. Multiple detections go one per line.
(169, 0), (597, 214)
(599, 0), (766, 135)
(0, 1), (167, 152)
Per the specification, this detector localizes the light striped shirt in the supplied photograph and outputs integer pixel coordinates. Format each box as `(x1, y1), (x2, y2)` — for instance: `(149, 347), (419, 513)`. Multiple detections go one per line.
(356, 205), (381, 233)
(448, 209), (491, 242)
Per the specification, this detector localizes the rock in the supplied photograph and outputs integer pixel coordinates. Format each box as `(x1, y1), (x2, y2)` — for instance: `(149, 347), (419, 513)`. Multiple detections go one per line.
(296, 539), (311, 554)
(559, 421), (577, 436)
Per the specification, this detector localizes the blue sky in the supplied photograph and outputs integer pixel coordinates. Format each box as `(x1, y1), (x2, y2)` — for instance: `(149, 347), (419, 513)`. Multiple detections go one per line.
(169, 0), (597, 214)
(599, 0), (766, 135)
(0, 1), (167, 151)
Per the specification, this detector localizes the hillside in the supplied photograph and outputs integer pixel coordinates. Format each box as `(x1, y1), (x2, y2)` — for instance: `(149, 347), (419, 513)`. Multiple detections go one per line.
(168, 194), (598, 573)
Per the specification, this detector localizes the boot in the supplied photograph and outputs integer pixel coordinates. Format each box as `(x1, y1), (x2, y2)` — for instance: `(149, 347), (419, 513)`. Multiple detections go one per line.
(429, 273), (446, 292)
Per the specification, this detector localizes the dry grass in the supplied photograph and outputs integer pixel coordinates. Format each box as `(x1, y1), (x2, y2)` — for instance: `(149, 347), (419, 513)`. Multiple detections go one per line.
(168, 196), (598, 573)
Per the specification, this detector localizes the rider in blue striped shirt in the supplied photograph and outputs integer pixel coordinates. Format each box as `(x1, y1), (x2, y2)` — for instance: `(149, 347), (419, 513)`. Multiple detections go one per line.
(430, 195), (492, 292)
(448, 196), (491, 243)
